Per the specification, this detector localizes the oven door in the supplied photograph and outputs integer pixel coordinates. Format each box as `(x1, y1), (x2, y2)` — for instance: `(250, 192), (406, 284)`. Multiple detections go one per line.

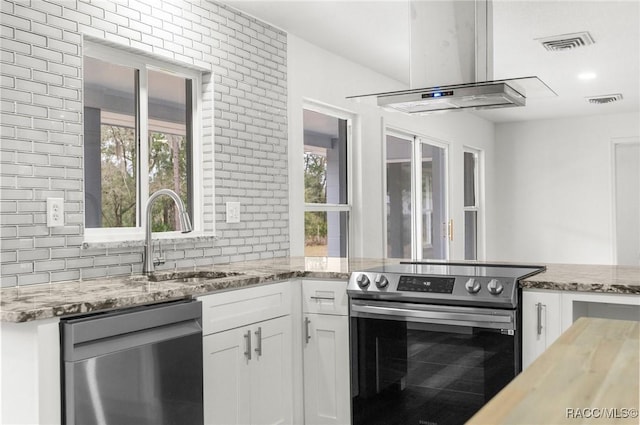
(350, 299), (520, 425)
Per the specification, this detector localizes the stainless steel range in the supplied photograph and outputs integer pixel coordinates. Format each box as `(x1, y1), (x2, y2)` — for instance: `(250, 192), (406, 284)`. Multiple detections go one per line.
(348, 261), (545, 425)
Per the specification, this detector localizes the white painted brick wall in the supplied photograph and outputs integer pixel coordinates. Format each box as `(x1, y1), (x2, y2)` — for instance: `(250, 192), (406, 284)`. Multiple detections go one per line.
(0, 0), (288, 286)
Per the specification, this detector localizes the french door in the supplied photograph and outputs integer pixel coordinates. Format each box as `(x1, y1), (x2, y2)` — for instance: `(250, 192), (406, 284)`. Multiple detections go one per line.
(385, 131), (448, 260)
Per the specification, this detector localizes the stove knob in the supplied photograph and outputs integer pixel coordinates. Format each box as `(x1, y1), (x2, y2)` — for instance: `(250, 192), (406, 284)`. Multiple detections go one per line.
(356, 274), (370, 288)
(465, 278), (481, 294)
(375, 274), (389, 289)
(487, 279), (504, 295)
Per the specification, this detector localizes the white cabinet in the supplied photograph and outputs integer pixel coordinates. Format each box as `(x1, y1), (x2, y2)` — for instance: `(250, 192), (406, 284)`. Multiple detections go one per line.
(560, 291), (640, 331)
(203, 316), (292, 425)
(522, 289), (562, 368)
(1, 319), (61, 425)
(199, 281), (293, 425)
(522, 289), (640, 369)
(302, 280), (350, 425)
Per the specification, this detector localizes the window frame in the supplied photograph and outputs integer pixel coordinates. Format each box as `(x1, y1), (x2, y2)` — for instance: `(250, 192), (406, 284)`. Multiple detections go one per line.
(462, 147), (484, 260)
(82, 41), (205, 243)
(383, 127), (450, 260)
(302, 101), (353, 257)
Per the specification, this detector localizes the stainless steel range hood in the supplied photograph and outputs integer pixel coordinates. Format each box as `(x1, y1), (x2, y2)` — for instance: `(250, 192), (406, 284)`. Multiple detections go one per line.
(348, 0), (555, 114)
(375, 81), (525, 114)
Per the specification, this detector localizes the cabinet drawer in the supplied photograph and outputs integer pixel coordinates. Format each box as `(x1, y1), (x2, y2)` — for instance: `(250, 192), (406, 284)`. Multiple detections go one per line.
(198, 281), (292, 335)
(302, 280), (348, 316)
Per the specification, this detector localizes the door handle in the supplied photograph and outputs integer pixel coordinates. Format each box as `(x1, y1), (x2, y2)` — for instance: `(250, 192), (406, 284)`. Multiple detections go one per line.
(244, 329), (252, 360)
(305, 317), (311, 343)
(254, 327), (262, 357)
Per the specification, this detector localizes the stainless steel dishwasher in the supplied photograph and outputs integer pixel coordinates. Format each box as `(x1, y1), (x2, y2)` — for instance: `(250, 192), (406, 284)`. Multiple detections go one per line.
(61, 299), (203, 425)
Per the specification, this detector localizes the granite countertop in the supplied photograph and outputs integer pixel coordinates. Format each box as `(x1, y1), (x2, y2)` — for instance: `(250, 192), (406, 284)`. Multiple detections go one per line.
(467, 317), (640, 425)
(522, 263), (640, 294)
(0, 257), (398, 323)
(1, 258), (638, 323)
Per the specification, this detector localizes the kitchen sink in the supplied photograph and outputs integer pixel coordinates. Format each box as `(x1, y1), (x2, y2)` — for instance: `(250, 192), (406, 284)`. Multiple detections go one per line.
(129, 270), (245, 284)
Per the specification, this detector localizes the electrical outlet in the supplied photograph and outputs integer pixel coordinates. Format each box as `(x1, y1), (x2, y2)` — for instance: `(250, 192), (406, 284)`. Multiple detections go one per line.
(226, 202), (240, 223)
(47, 198), (64, 227)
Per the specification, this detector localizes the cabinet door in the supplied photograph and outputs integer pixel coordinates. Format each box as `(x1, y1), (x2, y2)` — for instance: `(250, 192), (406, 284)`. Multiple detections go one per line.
(250, 315), (293, 425)
(303, 313), (351, 425)
(522, 290), (562, 369)
(203, 327), (252, 425)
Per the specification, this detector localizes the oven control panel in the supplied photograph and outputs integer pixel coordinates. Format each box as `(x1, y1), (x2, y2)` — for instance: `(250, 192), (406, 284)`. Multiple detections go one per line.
(348, 263), (545, 308)
(397, 276), (455, 293)
(348, 272), (518, 308)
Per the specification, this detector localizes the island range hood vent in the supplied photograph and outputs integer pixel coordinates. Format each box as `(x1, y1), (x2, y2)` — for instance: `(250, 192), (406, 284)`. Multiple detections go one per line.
(376, 81), (525, 114)
(347, 0), (556, 114)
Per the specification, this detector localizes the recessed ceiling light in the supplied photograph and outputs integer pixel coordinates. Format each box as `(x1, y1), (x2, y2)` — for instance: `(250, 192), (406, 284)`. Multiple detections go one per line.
(578, 72), (597, 80)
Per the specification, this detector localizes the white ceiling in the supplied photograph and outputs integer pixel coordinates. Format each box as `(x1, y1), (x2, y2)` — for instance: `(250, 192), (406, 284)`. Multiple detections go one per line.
(222, 0), (640, 123)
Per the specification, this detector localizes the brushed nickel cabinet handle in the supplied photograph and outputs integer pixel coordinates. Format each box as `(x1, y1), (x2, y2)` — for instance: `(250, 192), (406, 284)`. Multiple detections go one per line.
(304, 317), (311, 344)
(244, 329), (252, 360)
(536, 302), (543, 336)
(310, 296), (335, 301)
(254, 327), (262, 357)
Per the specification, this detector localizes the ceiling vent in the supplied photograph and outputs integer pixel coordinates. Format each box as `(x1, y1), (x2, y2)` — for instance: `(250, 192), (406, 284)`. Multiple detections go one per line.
(586, 94), (623, 104)
(537, 31), (595, 51)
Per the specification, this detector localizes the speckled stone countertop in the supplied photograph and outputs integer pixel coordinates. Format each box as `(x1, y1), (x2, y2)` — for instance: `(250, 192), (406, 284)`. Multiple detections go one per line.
(0, 257), (399, 323)
(522, 263), (640, 294)
(2, 259), (638, 323)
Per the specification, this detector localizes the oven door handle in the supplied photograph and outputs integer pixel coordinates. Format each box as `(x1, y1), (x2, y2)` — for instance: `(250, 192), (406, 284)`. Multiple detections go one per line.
(350, 301), (516, 331)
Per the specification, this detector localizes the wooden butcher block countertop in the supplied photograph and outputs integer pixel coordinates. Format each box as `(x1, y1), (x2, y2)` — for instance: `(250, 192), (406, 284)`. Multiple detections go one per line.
(468, 317), (639, 425)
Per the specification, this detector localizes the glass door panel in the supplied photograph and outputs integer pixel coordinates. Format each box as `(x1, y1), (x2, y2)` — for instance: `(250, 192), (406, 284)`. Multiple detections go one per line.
(421, 142), (447, 259)
(386, 132), (448, 260)
(386, 136), (413, 259)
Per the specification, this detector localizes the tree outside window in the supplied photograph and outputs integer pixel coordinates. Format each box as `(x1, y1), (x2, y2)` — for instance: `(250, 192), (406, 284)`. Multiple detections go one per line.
(83, 52), (193, 234)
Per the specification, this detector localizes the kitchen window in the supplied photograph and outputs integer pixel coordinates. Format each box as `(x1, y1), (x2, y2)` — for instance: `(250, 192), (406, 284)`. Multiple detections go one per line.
(385, 130), (448, 260)
(83, 42), (203, 241)
(303, 107), (351, 257)
(463, 148), (482, 260)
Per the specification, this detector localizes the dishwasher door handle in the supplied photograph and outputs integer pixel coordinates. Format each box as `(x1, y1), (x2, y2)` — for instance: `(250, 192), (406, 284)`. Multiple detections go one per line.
(67, 320), (202, 362)
(62, 300), (202, 362)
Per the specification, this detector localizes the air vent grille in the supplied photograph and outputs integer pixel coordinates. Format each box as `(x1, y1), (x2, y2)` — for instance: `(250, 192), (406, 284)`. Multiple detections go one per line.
(586, 94), (623, 104)
(537, 31), (595, 51)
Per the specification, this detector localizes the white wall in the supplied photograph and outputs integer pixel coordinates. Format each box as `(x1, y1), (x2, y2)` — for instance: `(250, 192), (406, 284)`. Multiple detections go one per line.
(288, 35), (496, 260)
(491, 112), (640, 264)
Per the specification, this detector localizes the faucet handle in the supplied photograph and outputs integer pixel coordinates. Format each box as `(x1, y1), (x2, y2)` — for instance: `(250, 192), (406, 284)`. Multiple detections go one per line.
(154, 240), (165, 266)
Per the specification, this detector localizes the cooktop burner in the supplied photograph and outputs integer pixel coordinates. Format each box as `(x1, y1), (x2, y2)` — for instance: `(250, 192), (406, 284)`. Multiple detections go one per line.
(348, 261), (546, 309)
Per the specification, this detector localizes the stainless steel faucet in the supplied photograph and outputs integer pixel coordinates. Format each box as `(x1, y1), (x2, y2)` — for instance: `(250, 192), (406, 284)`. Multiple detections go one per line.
(143, 189), (193, 274)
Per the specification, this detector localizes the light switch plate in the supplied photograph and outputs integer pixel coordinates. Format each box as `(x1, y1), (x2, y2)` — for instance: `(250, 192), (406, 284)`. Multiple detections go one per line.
(226, 202), (240, 223)
(47, 198), (64, 227)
